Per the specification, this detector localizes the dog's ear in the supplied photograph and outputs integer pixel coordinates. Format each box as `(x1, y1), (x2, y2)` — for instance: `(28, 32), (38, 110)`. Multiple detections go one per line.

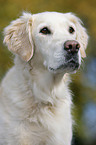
(67, 13), (89, 58)
(3, 12), (34, 62)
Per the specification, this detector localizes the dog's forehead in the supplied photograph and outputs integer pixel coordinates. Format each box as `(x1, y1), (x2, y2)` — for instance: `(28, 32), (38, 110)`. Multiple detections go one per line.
(33, 12), (71, 25)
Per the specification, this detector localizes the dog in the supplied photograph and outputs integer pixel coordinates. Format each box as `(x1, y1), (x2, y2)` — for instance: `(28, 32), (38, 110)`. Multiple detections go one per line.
(0, 12), (88, 145)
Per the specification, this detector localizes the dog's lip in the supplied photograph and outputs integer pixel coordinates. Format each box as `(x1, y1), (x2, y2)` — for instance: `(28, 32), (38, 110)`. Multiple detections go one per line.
(67, 59), (79, 68)
(49, 58), (79, 71)
(66, 58), (76, 63)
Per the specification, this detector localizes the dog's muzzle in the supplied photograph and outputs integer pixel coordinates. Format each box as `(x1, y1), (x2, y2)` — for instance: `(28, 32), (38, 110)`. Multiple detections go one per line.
(49, 40), (80, 73)
(64, 40), (80, 70)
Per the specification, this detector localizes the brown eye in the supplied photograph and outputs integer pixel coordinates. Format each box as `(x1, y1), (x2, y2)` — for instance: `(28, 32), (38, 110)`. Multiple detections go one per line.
(40, 27), (51, 35)
(69, 27), (75, 34)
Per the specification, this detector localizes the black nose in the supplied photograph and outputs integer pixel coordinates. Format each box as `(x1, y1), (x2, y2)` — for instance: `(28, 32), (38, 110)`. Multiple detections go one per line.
(64, 40), (80, 54)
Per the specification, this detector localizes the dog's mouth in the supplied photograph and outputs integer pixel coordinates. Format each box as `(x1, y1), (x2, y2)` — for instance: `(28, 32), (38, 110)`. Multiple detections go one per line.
(66, 58), (79, 69)
(49, 58), (79, 73)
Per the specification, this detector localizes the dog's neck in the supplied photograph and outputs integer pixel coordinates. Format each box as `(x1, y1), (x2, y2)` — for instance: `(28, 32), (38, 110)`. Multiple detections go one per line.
(14, 56), (70, 104)
(28, 57), (66, 87)
(15, 55), (70, 88)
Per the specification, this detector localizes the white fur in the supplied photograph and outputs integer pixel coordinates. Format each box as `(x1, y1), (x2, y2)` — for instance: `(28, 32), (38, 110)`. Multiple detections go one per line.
(0, 12), (88, 145)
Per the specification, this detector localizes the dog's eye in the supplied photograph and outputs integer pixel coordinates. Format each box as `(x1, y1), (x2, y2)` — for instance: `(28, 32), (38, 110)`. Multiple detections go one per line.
(40, 27), (51, 35)
(69, 27), (75, 34)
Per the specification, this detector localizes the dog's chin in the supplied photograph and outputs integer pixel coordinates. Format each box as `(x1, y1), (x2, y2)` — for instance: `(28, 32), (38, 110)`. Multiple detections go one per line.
(49, 61), (80, 74)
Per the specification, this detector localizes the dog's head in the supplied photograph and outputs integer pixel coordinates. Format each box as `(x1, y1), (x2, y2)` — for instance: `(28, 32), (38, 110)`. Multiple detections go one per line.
(4, 12), (88, 74)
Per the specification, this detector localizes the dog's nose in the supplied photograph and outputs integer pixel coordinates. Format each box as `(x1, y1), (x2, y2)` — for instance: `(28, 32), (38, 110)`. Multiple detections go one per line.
(64, 40), (80, 54)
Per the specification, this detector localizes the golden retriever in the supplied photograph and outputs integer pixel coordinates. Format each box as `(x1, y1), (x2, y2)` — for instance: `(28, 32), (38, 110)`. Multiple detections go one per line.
(0, 12), (88, 145)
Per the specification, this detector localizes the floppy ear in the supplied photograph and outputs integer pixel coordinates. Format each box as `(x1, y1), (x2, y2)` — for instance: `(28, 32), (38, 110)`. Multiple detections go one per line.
(3, 12), (34, 62)
(67, 13), (89, 58)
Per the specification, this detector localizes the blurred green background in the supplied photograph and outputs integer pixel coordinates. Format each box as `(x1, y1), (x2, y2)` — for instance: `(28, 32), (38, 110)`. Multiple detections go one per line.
(0, 0), (96, 145)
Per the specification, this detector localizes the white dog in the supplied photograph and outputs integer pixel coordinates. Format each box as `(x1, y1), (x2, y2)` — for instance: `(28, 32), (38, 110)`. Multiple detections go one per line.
(0, 12), (88, 145)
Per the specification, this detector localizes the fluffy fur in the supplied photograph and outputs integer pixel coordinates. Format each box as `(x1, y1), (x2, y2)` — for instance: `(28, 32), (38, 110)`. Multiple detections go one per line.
(0, 12), (88, 145)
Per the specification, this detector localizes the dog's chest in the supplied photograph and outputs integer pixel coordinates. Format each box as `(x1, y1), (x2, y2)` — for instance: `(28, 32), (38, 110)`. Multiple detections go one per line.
(27, 77), (72, 131)
(20, 100), (72, 145)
